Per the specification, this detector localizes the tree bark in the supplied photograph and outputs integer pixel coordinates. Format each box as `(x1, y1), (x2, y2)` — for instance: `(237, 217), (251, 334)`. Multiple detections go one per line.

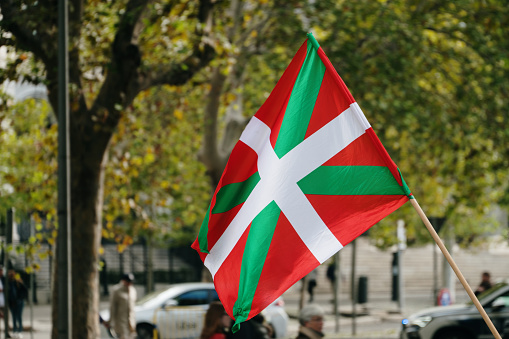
(51, 117), (111, 338)
(198, 0), (273, 187)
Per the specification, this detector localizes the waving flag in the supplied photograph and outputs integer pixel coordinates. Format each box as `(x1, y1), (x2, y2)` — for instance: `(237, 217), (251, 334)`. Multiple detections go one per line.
(192, 33), (412, 331)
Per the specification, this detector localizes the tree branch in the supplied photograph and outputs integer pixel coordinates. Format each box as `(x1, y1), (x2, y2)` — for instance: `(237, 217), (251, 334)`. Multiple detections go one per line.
(0, 0), (50, 64)
(91, 0), (149, 127)
(93, 0), (216, 132)
(198, 65), (225, 184)
(142, 0), (216, 90)
(143, 41), (216, 89)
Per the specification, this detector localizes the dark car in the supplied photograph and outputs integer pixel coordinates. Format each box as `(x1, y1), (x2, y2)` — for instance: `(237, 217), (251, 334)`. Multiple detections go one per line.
(401, 282), (509, 339)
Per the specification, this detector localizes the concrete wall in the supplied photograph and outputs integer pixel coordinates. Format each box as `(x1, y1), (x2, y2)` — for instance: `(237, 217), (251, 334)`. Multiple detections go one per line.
(300, 236), (509, 304)
(19, 235), (509, 305)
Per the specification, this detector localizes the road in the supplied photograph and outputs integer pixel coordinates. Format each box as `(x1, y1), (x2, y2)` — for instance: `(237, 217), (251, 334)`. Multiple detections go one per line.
(8, 289), (441, 339)
(281, 290), (423, 339)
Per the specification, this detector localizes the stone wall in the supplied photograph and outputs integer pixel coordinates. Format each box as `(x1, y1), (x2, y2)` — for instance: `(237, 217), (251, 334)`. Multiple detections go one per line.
(304, 237), (509, 303)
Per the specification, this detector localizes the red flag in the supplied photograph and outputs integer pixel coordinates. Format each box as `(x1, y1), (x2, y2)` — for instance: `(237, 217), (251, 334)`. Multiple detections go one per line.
(192, 33), (412, 331)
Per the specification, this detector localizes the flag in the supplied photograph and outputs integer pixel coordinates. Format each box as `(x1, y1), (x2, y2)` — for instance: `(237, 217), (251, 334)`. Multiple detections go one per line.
(192, 32), (412, 331)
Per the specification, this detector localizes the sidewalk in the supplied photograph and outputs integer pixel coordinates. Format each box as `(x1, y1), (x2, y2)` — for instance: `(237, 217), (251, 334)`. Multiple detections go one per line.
(0, 300), (111, 339)
(280, 289), (438, 338)
(0, 302), (52, 339)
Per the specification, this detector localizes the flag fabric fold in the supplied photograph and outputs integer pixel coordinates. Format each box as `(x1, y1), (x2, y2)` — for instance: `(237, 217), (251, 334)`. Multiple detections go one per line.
(192, 32), (412, 331)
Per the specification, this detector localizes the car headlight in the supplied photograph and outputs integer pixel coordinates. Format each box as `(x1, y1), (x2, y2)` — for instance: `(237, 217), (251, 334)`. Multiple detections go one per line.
(403, 315), (432, 328)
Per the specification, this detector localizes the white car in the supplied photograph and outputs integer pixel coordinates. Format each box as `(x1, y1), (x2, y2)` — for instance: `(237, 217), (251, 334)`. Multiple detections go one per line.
(100, 282), (289, 339)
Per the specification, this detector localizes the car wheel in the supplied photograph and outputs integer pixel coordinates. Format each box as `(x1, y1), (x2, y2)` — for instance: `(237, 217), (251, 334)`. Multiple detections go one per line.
(434, 328), (473, 339)
(136, 324), (154, 339)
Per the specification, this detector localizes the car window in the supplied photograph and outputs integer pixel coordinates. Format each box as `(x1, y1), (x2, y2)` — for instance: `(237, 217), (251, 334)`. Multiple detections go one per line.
(176, 290), (210, 306)
(492, 296), (509, 308)
(487, 289), (509, 307)
(210, 289), (219, 302)
(471, 283), (508, 304)
(136, 289), (168, 305)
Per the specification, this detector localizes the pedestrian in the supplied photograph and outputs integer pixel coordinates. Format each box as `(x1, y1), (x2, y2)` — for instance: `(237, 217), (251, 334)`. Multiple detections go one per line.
(326, 262), (335, 286)
(326, 260), (336, 303)
(108, 273), (137, 339)
(307, 269), (318, 302)
(296, 304), (325, 339)
(226, 313), (271, 339)
(0, 266), (5, 319)
(100, 257), (109, 296)
(7, 269), (28, 338)
(200, 301), (230, 339)
(475, 271), (493, 296)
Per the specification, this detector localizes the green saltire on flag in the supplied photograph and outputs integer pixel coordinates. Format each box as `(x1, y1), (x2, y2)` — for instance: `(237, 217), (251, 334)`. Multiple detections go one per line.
(192, 32), (412, 332)
(274, 40), (325, 158)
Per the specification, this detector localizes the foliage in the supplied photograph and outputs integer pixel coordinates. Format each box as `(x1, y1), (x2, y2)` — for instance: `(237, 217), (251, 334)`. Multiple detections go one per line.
(301, 0), (509, 248)
(0, 98), (57, 269)
(0, 5), (508, 324)
(2, 0), (508, 254)
(0, 99), (57, 217)
(0, 88), (212, 251)
(103, 85), (211, 250)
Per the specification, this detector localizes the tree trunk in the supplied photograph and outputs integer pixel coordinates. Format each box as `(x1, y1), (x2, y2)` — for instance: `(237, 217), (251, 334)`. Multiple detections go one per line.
(51, 124), (110, 339)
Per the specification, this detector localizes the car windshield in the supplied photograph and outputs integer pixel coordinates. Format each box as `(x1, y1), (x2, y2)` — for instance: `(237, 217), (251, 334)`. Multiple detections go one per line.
(136, 288), (169, 306)
(467, 282), (508, 305)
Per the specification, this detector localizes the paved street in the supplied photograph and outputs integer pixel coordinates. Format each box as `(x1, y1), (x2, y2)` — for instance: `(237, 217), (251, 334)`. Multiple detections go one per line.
(281, 289), (437, 339)
(2, 286), (453, 339)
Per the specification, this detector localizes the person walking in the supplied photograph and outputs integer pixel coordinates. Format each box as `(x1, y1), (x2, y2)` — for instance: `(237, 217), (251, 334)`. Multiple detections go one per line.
(307, 269), (318, 302)
(108, 273), (137, 339)
(475, 271), (493, 296)
(200, 302), (231, 339)
(296, 304), (325, 339)
(7, 269), (28, 338)
(100, 257), (109, 296)
(226, 313), (271, 339)
(326, 260), (337, 303)
(0, 266), (5, 319)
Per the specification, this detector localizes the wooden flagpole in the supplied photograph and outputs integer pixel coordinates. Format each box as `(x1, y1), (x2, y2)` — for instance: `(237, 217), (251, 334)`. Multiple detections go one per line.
(410, 198), (502, 339)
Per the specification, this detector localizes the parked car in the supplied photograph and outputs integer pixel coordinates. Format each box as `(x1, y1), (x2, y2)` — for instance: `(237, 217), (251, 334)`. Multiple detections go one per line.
(400, 281), (509, 339)
(100, 282), (289, 339)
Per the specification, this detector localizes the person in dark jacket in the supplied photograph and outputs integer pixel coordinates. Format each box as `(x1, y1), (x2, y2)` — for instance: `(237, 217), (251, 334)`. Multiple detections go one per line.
(296, 304), (324, 339)
(0, 266), (5, 318)
(226, 314), (270, 339)
(8, 269), (28, 338)
(475, 271), (493, 296)
(307, 269), (318, 302)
